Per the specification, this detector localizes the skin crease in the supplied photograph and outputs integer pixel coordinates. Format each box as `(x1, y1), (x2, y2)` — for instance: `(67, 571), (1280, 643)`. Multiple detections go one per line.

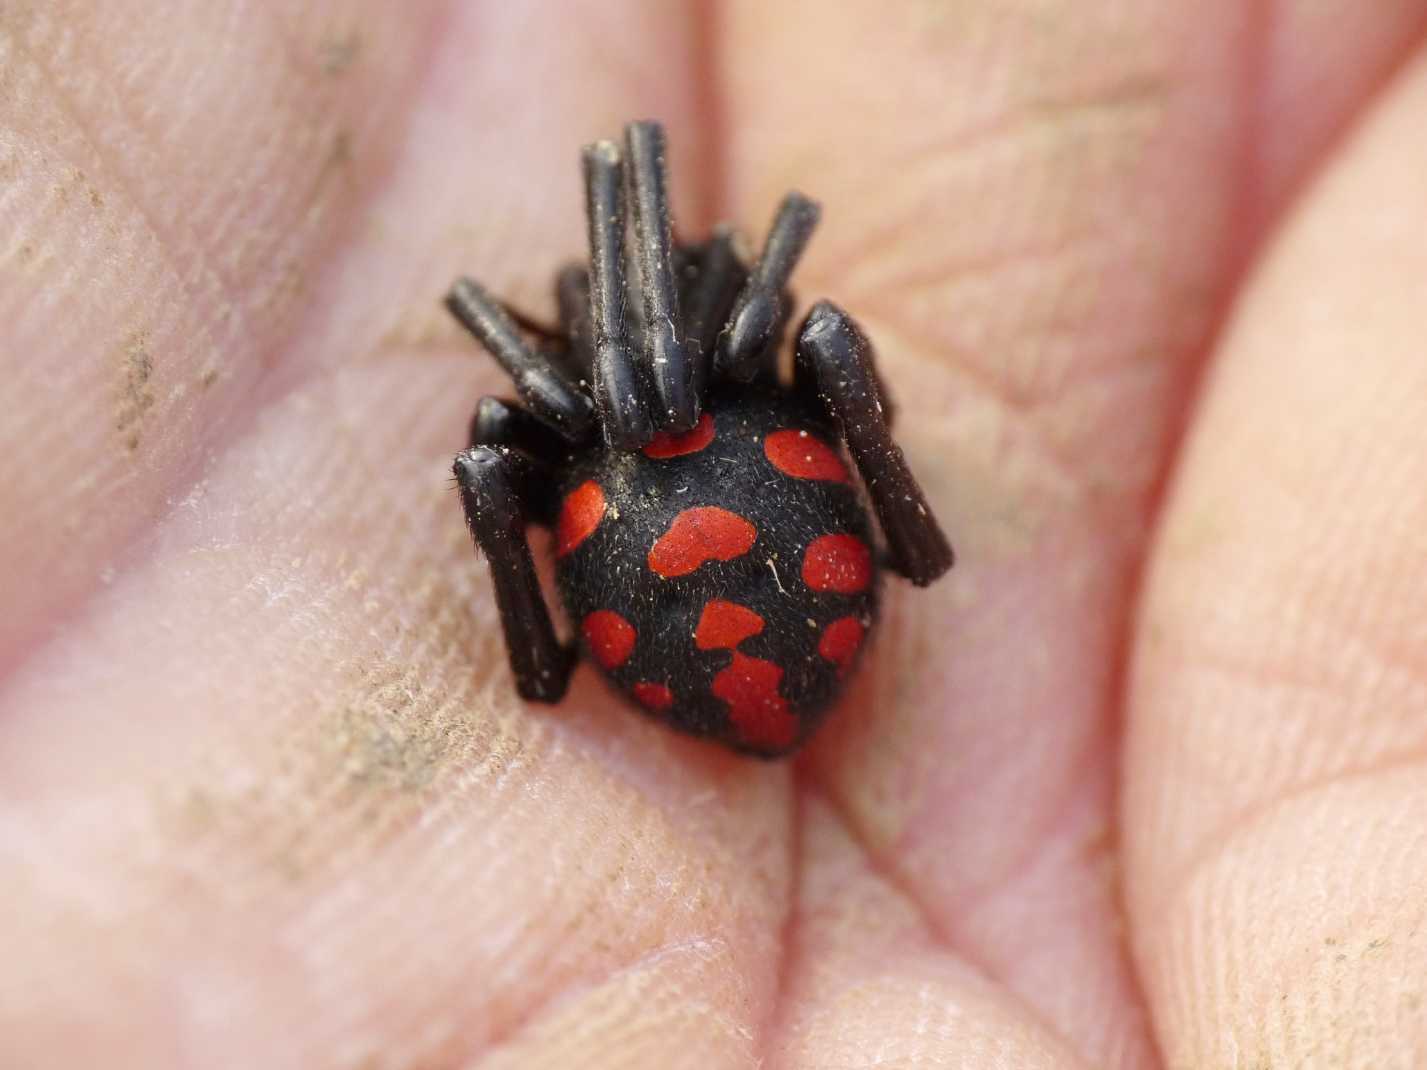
(2, 1), (1427, 1067)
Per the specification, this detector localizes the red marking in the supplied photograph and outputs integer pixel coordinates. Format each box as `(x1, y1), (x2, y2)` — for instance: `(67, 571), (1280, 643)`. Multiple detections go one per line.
(818, 616), (866, 674)
(582, 610), (636, 669)
(648, 507), (757, 578)
(764, 429), (849, 483)
(695, 600), (765, 650)
(556, 480), (606, 557)
(713, 653), (797, 750)
(802, 534), (873, 594)
(642, 412), (715, 459)
(632, 682), (674, 712)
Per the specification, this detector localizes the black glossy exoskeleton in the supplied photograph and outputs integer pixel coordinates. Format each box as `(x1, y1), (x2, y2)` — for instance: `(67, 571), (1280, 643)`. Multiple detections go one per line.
(450, 121), (952, 757)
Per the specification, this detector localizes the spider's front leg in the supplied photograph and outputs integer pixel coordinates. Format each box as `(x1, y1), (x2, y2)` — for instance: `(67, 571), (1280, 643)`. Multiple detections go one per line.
(716, 192), (821, 384)
(445, 278), (595, 444)
(795, 301), (955, 586)
(453, 442), (574, 702)
(468, 397), (569, 492)
(680, 227), (747, 359)
(625, 121), (700, 431)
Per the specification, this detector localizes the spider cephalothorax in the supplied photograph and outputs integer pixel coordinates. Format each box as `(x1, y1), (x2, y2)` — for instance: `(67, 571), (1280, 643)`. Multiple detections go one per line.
(449, 121), (952, 758)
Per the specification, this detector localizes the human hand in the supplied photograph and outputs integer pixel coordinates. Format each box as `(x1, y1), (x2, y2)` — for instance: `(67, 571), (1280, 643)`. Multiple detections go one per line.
(4, 3), (1427, 1066)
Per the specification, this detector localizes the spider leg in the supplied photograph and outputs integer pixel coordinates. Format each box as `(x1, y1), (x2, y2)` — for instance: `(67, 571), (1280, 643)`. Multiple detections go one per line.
(470, 394), (569, 455)
(453, 446), (575, 702)
(716, 192), (821, 384)
(555, 264), (594, 380)
(583, 140), (654, 449)
(681, 226), (749, 371)
(468, 396), (570, 525)
(446, 277), (595, 444)
(495, 296), (583, 383)
(624, 121), (699, 431)
(795, 301), (954, 586)
(500, 301), (563, 344)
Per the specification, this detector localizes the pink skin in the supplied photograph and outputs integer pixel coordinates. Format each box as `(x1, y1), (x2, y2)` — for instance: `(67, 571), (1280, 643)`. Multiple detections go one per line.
(3, 2), (1427, 1066)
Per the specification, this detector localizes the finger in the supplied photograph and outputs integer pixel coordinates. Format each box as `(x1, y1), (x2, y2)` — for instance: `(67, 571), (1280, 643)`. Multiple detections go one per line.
(1125, 45), (1427, 1067)
(772, 796), (1090, 1069)
(0, 359), (790, 1067)
(1250, 0), (1427, 225)
(0, 4), (780, 1067)
(719, 3), (1247, 1063)
(719, 2), (1427, 1065)
(0, 1), (437, 669)
(0, 0), (719, 678)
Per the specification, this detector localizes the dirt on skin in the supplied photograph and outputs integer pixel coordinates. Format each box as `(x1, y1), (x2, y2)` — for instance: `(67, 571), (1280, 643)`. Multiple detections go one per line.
(117, 329), (154, 451)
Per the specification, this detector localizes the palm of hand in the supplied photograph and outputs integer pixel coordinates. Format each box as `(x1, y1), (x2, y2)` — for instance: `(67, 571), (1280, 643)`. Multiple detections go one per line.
(4, 4), (1427, 1067)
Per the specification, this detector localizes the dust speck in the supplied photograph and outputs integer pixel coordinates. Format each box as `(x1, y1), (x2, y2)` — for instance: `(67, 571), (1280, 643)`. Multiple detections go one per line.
(309, 129), (354, 200)
(116, 329), (155, 450)
(318, 28), (363, 76)
(328, 129), (353, 170)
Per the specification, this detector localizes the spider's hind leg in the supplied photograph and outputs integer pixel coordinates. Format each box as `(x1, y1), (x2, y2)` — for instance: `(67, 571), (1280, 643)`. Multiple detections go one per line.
(795, 301), (954, 587)
(453, 444), (575, 702)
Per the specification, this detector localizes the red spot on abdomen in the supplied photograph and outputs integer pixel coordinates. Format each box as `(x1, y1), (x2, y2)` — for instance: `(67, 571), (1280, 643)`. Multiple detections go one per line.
(648, 507), (757, 578)
(802, 534), (873, 594)
(582, 609), (636, 669)
(695, 600), (765, 650)
(557, 480), (606, 557)
(818, 616), (866, 674)
(764, 429), (849, 483)
(643, 412), (715, 458)
(632, 682), (674, 711)
(712, 652), (797, 750)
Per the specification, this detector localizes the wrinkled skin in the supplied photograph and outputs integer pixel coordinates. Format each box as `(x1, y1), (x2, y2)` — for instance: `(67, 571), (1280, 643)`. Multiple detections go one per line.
(4, 3), (1427, 1067)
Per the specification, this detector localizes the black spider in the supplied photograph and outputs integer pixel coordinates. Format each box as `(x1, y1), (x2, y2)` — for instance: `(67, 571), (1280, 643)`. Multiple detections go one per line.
(449, 121), (953, 758)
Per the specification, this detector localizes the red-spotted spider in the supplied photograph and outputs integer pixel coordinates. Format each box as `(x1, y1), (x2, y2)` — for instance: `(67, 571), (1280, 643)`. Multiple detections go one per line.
(449, 121), (953, 757)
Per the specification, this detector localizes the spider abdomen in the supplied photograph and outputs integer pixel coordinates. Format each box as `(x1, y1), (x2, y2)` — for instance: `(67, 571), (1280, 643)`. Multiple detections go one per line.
(553, 388), (880, 757)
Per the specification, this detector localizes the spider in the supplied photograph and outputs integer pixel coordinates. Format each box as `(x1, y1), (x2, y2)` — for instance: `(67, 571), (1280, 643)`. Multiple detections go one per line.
(448, 121), (953, 758)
